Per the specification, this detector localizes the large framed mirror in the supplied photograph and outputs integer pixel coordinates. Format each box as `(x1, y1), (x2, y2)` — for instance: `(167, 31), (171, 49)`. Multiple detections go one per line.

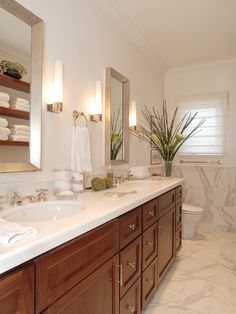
(0, 0), (43, 173)
(105, 67), (129, 165)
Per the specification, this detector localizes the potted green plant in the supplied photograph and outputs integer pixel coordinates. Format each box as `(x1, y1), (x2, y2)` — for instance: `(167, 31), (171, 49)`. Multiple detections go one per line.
(0, 60), (27, 79)
(130, 100), (206, 176)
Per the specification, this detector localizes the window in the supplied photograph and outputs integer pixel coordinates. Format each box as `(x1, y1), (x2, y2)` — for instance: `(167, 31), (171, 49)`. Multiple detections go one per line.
(177, 92), (228, 155)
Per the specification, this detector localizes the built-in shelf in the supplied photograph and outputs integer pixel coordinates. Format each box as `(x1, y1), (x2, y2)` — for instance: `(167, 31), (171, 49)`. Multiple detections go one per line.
(0, 73), (30, 93)
(0, 140), (29, 147)
(0, 107), (29, 120)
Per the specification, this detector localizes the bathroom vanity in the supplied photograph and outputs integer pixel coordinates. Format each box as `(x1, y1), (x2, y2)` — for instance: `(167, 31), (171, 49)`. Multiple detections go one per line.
(0, 179), (183, 314)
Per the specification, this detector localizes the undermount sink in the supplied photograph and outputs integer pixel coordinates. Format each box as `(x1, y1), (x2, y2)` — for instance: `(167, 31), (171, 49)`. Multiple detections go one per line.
(4, 201), (85, 222)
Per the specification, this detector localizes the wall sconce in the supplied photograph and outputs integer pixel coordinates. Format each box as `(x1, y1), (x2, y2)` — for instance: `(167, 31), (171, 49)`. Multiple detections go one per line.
(129, 100), (137, 130)
(47, 60), (63, 113)
(89, 81), (102, 122)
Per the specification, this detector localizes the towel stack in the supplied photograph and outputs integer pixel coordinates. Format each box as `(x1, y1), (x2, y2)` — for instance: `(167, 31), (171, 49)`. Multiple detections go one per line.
(0, 118), (10, 140)
(9, 124), (30, 142)
(0, 92), (10, 108)
(10, 97), (30, 112)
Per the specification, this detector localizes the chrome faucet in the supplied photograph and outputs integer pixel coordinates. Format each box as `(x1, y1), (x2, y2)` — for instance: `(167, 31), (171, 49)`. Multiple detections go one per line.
(10, 192), (24, 206)
(36, 188), (48, 202)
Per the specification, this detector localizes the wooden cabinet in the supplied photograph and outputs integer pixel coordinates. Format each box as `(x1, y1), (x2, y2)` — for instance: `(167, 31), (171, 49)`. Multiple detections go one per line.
(35, 219), (119, 313)
(158, 209), (175, 280)
(0, 185), (182, 314)
(120, 236), (142, 298)
(120, 278), (141, 314)
(119, 207), (142, 249)
(0, 264), (34, 314)
(44, 254), (119, 314)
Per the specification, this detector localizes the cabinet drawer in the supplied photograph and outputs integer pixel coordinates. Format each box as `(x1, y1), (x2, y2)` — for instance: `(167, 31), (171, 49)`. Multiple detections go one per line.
(35, 219), (119, 313)
(120, 278), (141, 314)
(142, 258), (158, 309)
(120, 236), (142, 298)
(142, 198), (158, 231)
(0, 264), (34, 314)
(120, 207), (142, 249)
(159, 189), (175, 218)
(175, 202), (182, 230)
(44, 255), (119, 314)
(142, 223), (158, 270)
(176, 227), (182, 254)
(176, 186), (182, 204)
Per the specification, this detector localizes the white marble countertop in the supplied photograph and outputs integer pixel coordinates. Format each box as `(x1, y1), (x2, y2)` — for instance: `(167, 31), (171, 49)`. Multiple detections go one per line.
(0, 177), (184, 274)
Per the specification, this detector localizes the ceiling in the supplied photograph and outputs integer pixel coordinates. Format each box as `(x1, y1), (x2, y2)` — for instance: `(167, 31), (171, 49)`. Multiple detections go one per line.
(94, 0), (236, 71)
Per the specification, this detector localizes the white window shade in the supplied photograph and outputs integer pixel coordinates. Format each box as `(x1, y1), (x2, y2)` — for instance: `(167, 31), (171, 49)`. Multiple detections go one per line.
(177, 92), (228, 155)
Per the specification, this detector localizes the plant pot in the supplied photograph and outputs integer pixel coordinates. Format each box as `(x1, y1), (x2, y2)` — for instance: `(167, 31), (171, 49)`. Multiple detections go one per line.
(164, 160), (172, 177)
(3, 70), (22, 80)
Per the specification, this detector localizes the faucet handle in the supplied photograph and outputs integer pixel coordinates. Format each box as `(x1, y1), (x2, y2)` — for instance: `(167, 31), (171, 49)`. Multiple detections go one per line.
(36, 189), (48, 202)
(10, 192), (23, 206)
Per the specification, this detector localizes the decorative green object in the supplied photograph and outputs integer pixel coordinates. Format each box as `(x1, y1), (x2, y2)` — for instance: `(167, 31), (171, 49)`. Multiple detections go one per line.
(110, 109), (123, 160)
(91, 176), (113, 191)
(0, 60), (27, 79)
(130, 100), (206, 177)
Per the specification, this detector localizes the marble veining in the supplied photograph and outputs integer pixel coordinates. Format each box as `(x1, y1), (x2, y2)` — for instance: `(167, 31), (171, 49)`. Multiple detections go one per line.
(143, 229), (236, 314)
(174, 166), (236, 231)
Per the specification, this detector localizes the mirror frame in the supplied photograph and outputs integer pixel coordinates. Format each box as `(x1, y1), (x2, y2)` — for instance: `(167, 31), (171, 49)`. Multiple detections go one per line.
(0, 0), (43, 173)
(105, 67), (129, 165)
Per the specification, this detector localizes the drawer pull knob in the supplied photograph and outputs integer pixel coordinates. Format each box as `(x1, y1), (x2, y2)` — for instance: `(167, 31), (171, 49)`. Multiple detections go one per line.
(146, 241), (154, 248)
(148, 210), (155, 217)
(126, 305), (136, 313)
(127, 261), (136, 269)
(127, 223), (136, 231)
(146, 277), (154, 284)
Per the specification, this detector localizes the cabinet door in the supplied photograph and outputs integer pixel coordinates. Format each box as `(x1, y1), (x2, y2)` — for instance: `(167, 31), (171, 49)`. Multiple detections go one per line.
(175, 202), (182, 230)
(45, 255), (119, 314)
(0, 264), (34, 314)
(158, 209), (175, 280)
(120, 278), (141, 314)
(142, 258), (158, 309)
(120, 236), (142, 298)
(142, 223), (158, 270)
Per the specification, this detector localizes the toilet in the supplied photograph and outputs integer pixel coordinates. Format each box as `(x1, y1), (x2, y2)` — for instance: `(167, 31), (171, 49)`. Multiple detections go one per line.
(182, 203), (205, 239)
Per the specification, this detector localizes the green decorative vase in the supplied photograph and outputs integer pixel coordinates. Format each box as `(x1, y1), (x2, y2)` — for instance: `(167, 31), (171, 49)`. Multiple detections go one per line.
(164, 160), (172, 177)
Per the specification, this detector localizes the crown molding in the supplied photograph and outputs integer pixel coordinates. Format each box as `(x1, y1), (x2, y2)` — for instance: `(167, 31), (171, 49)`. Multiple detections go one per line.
(93, 0), (167, 73)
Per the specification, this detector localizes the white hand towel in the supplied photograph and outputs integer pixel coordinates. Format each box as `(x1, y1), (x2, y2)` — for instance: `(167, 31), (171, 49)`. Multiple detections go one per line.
(9, 125), (29, 132)
(0, 118), (8, 127)
(0, 127), (10, 136)
(0, 218), (37, 245)
(0, 135), (8, 140)
(10, 104), (30, 112)
(9, 135), (29, 142)
(71, 126), (92, 173)
(14, 98), (29, 106)
(0, 100), (9, 108)
(0, 92), (10, 101)
(10, 130), (29, 136)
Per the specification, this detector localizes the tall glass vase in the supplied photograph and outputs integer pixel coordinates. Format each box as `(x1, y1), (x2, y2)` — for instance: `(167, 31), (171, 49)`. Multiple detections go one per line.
(164, 160), (172, 177)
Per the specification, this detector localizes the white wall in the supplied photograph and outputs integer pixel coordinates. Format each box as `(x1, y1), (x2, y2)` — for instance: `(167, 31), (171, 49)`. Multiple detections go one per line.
(165, 59), (236, 230)
(0, 0), (164, 185)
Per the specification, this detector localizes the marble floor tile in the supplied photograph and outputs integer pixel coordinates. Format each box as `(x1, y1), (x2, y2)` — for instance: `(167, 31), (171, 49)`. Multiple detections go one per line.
(143, 230), (236, 314)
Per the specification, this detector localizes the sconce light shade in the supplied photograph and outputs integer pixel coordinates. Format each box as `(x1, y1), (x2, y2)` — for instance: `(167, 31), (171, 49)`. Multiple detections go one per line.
(129, 101), (137, 129)
(90, 81), (102, 122)
(47, 60), (63, 113)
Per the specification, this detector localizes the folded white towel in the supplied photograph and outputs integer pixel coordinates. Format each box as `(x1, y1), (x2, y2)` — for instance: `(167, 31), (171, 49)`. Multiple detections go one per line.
(10, 130), (29, 136)
(71, 126), (92, 173)
(0, 118), (8, 127)
(0, 92), (10, 101)
(0, 100), (9, 108)
(10, 104), (30, 112)
(9, 135), (29, 142)
(0, 135), (8, 140)
(9, 125), (29, 132)
(0, 218), (37, 245)
(14, 97), (29, 106)
(0, 127), (10, 136)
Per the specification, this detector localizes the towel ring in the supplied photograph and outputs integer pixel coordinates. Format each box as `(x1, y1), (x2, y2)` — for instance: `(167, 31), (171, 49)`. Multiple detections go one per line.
(73, 110), (88, 127)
